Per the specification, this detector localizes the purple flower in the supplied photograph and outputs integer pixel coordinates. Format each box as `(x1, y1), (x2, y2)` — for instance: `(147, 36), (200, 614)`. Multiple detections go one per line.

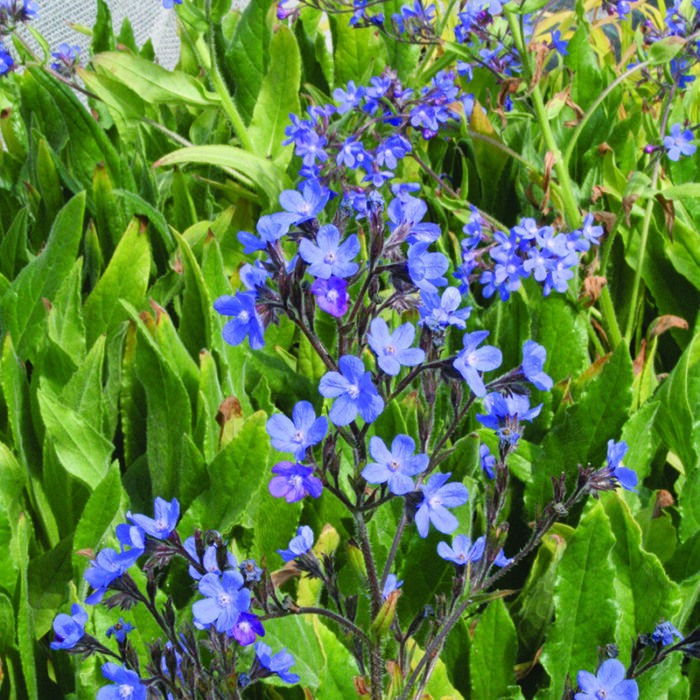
(318, 355), (384, 426)
(299, 225), (360, 279)
(231, 612), (265, 646)
(214, 292), (266, 350)
(606, 439), (637, 491)
(362, 434), (428, 495)
(418, 287), (471, 331)
(415, 472), (469, 538)
(664, 123), (696, 162)
(50, 604), (87, 650)
(337, 138), (370, 169)
(652, 621), (683, 646)
(480, 444), (495, 479)
(127, 497), (179, 540)
(237, 214), (288, 254)
(277, 525), (314, 562)
(269, 462), (323, 503)
(191, 570), (251, 634)
(255, 641), (300, 684)
(407, 243), (449, 293)
(266, 400), (328, 461)
(275, 180), (330, 226)
(106, 618), (134, 643)
(575, 658), (638, 700)
(453, 331), (503, 398)
(521, 340), (553, 391)
(311, 276), (350, 317)
(367, 318), (425, 375)
(97, 663), (147, 700)
(382, 573), (403, 599)
(437, 534), (485, 566)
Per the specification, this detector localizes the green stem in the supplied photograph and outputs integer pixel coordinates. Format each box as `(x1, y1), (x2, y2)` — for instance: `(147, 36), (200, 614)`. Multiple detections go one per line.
(504, 9), (580, 230)
(598, 285), (622, 348)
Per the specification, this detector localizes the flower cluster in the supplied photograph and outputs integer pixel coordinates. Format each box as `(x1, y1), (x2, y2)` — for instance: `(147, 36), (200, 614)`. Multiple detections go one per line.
(0, 0), (37, 34)
(51, 43), (80, 77)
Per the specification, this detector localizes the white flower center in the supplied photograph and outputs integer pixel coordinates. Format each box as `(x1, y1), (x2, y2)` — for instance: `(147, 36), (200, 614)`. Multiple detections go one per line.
(119, 685), (134, 699)
(324, 252), (337, 264)
(218, 593), (232, 608)
(384, 344), (396, 355)
(291, 475), (303, 489)
(292, 430), (304, 443)
(389, 460), (401, 472)
(327, 290), (338, 302)
(429, 495), (442, 508)
(238, 621), (251, 633)
(238, 310), (250, 323)
(347, 383), (360, 399)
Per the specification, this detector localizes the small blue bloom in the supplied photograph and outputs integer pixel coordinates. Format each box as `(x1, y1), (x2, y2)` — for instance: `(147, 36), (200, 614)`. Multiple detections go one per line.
(318, 355), (384, 426)
(50, 604), (87, 650)
(232, 611), (265, 646)
(240, 559), (263, 582)
(575, 658), (638, 700)
(333, 80), (365, 114)
(521, 340), (553, 391)
(51, 43), (79, 73)
(606, 439), (637, 491)
(214, 292), (266, 350)
(0, 43), (13, 75)
(550, 29), (568, 55)
(269, 461), (323, 503)
(84, 543), (143, 605)
(376, 135), (412, 170)
(237, 214), (287, 254)
(183, 535), (237, 581)
(664, 123), (696, 162)
(161, 640), (183, 678)
(480, 444), (495, 479)
(493, 548), (513, 567)
(362, 434), (428, 495)
(437, 534), (485, 566)
(275, 180), (330, 227)
(652, 621), (683, 646)
(382, 573), (403, 599)
(453, 331), (503, 398)
(407, 243), (449, 293)
(255, 641), (301, 684)
(97, 663), (147, 700)
(277, 525), (314, 562)
(387, 195), (440, 245)
(299, 225), (360, 279)
(311, 276), (351, 317)
(337, 138), (370, 169)
(266, 401), (328, 461)
(191, 570), (251, 633)
(127, 497), (179, 540)
(294, 131), (328, 167)
(161, 0), (183, 8)
(106, 618), (134, 643)
(418, 287), (471, 331)
(415, 472), (469, 538)
(477, 392), (542, 447)
(367, 318), (425, 376)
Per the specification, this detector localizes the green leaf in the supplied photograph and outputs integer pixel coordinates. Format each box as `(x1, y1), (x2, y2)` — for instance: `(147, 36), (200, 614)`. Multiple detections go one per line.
(15, 513), (38, 700)
(37, 388), (113, 490)
(330, 14), (386, 88)
(35, 137), (63, 221)
(92, 52), (220, 106)
(27, 536), (73, 612)
(0, 192), (86, 360)
(648, 36), (685, 65)
(225, 0), (275, 124)
(248, 25), (301, 165)
(603, 493), (680, 660)
(470, 598), (518, 699)
(0, 592), (14, 655)
(47, 259), (86, 365)
(92, 161), (126, 258)
(525, 343), (634, 516)
(619, 401), (660, 483)
(565, 24), (603, 111)
(83, 218), (151, 347)
(92, 0), (115, 53)
(61, 335), (106, 429)
(153, 145), (291, 210)
(540, 502), (618, 700)
(0, 208), (28, 280)
(661, 183), (700, 200)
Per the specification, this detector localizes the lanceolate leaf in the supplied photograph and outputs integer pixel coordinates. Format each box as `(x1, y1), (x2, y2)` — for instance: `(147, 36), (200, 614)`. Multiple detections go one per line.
(540, 502), (618, 700)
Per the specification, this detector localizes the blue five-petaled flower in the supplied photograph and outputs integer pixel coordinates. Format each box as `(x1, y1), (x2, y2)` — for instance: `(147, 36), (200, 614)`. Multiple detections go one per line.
(367, 318), (426, 376)
(50, 604), (87, 650)
(453, 331), (502, 397)
(266, 400), (329, 461)
(415, 472), (469, 538)
(97, 663), (147, 700)
(299, 225), (360, 279)
(191, 570), (251, 634)
(574, 658), (639, 700)
(362, 434), (429, 495)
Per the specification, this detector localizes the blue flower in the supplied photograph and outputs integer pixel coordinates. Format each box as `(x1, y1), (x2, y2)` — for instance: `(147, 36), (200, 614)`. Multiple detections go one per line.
(97, 663), (147, 700)
(275, 180), (330, 226)
(493, 548), (513, 567)
(240, 559), (263, 582)
(127, 497), (179, 540)
(277, 526), (315, 562)
(299, 225), (360, 279)
(418, 287), (471, 331)
(191, 570), (251, 634)
(575, 658), (638, 700)
(183, 535), (237, 581)
(294, 131), (328, 167)
(337, 138), (370, 169)
(0, 43), (13, 75)
(214, 292), (266, 350)
(453, 331), (503, 398)
(664, 123), (696, 162)
(84, 545), (142, 605)
(480, 444), (495, 479)
(311, 276), (351, 317)
(367, 318), (425, 376)
(387, 195), (440, 245)
(362, 434), (428, 495)
(521, 340), (553, 391)
(407, 243), (449, 293)
(437, 534), (485, 566)
(333, 80), (365, 114)
(318, 355), (384, 426)
(477, 392), (542, 446)
(255, 641), (300, 684)
(382, 573), (403, 599)
(606, 439), (637, 492)
(266, 401), (328, 461)
(376, 135), (412, 169)
(237, 214), (288, 254)
(51, 43), (79, 73)
(50, 604), (87, 650)
(652, 621), (683, 646)
(106, 618), (134, 643)
(269, 461), (323, 503)
(415, 472), (469, 538)
(232, 612), (265, 646)
(161, 640), (183, 678)
(550, 29), (568, 55)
